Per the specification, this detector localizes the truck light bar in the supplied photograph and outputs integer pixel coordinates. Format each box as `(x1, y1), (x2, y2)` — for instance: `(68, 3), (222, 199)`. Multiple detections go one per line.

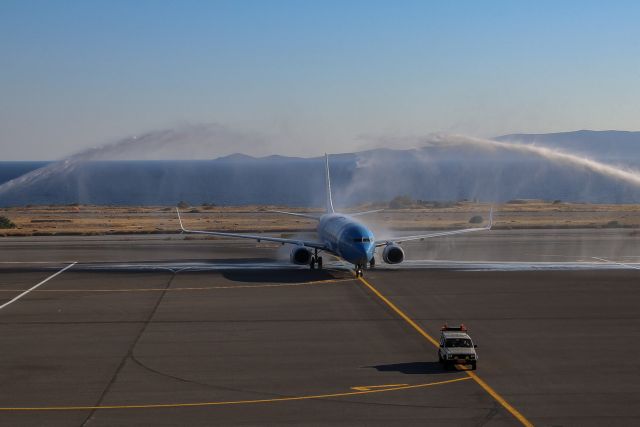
(441, 323), (468, 332)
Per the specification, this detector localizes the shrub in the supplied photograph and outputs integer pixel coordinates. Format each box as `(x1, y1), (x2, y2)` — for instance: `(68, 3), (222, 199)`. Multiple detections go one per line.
(0, 216), (16, 229)
(389, 195), (414, 209)
(433, 201), (456, 208)
(177, 201), (190, 209)
(469, 215), (483, 224)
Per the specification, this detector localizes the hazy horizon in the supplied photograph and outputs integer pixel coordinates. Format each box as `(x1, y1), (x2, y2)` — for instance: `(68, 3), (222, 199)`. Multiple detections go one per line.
(2, 1), (640, 160)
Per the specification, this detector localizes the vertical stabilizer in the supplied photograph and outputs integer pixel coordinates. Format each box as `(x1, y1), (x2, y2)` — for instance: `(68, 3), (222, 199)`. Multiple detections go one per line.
(324, 154), (335, 213)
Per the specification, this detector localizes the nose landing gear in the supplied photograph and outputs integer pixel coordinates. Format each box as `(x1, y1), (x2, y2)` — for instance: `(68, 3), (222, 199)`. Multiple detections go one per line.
(354, 265), (364, 277)
(309, 249), (323, 270)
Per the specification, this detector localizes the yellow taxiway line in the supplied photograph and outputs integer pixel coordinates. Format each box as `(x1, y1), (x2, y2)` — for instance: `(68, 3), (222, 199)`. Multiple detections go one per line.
(0, 278), (355, 293)
(0, 377), (471, 411)
(357, 276), (534, 427)
(351, 383), (408, 391)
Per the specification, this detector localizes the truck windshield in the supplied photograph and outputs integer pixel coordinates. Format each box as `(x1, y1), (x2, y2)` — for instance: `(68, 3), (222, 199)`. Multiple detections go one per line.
(445, 338), (472, 348)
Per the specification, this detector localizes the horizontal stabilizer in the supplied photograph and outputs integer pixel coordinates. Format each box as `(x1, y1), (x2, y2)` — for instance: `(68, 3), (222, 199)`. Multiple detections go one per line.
(267, 210), (321, 220)
(349, 209), (384, 217)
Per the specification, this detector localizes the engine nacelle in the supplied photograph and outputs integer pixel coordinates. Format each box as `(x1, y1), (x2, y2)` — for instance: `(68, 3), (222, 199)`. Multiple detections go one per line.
(290, 246), (313, 265)
(382, 244), (404, 264)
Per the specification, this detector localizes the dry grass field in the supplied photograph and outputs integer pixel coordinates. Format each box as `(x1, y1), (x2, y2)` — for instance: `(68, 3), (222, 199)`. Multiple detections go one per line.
(1, 201), (639, 237)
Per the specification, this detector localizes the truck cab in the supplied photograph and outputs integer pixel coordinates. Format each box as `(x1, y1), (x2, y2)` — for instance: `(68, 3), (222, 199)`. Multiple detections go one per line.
(438, 324), (478, 370)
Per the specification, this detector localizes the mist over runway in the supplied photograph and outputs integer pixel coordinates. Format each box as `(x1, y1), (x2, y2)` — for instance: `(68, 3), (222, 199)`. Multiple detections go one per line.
(1, 228), (637, 266)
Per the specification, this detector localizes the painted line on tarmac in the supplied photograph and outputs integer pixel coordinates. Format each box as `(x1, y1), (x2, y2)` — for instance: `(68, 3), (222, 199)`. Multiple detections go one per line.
(357, 276), (534, 427)
(592, 256), (640, 270)
(0, 278), (355, 293)
(0, 262), (77, 311)
(351, 383), (408, 391)
(0, 377), (470, 411)
(0, 261), (78, 264)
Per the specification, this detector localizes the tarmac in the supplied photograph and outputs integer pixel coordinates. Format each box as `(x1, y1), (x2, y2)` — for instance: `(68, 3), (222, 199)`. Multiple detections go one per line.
(0, 230), (639, 426)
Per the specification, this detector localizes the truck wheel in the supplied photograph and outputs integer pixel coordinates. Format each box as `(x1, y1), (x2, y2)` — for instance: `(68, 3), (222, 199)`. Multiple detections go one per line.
(438, 353), (443, 363)
(471, 361), (477, 370)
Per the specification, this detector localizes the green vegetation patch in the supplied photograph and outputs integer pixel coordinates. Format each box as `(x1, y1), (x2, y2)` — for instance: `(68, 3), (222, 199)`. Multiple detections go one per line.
(469, 215), (484, 224)
(389, 195), (414, 209)
(0, 216), (17, 229)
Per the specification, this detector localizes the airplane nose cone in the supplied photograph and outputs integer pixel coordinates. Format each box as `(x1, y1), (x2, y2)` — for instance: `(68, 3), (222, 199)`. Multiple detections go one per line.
(356, 243), (373, 264)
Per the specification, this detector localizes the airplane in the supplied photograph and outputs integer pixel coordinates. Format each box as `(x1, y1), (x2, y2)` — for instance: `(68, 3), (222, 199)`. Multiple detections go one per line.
(176, 154), (493, 277)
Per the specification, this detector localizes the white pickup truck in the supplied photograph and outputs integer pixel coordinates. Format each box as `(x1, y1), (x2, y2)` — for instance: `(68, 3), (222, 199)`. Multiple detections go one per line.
(438, 324), (478, 370)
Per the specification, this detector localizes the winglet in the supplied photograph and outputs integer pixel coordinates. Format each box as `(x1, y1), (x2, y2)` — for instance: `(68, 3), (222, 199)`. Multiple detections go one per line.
(487, 207), (494, 230)
(176, 207), (186, 232)
(325, 153), (335, 214)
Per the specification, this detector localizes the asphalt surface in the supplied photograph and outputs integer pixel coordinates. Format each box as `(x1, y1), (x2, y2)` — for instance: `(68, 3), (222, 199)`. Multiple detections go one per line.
(0, 232), (639, 426)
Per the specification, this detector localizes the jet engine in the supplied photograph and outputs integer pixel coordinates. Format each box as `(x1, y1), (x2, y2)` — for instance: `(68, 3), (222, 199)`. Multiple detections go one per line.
(382, 244), (404, 264)
(290, 246), (313, 265)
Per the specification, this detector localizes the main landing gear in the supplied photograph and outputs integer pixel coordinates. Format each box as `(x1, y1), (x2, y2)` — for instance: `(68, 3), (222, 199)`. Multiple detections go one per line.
(310, 249), (323, 270)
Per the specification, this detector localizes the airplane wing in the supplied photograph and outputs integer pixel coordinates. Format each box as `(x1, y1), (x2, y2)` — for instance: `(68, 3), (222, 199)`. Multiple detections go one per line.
(375, 208), (493, 247)
(176, 209), (327, 250)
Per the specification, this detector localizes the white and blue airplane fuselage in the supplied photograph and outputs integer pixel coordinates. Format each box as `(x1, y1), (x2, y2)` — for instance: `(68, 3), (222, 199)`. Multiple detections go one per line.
(318, 213), (375, 266)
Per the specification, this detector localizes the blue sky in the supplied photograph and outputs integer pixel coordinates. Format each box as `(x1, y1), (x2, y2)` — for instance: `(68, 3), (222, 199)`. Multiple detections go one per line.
(1, 0), (639, 160)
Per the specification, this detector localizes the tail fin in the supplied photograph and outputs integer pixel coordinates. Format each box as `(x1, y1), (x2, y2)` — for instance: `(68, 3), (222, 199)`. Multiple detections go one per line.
(324, 154), (335, 213)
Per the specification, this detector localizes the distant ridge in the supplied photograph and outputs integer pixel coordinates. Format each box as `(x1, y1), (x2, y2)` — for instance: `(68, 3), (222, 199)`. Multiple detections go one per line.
(2, 130), (640, 206)
(213, 153), (304, 162)
(214, 153), (256, 162)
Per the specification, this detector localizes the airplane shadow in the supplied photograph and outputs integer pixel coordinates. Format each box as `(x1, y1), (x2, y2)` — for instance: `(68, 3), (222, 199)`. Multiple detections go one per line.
(222, 269), (341, 283)
(369, 361), (446, 375)
(158, 257), (277, 264)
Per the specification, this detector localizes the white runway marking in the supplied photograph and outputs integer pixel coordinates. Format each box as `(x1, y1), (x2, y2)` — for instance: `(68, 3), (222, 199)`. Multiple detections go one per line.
(0, 262), (77, 311)
(379, 259), (640, 271)
(591, 257), (640, 270)
(63, 259), (640, 273)
(74, 261), (353, 273)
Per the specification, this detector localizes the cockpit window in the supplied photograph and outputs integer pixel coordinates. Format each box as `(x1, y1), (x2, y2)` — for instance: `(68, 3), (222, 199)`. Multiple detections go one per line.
(353, 237), (371, 243)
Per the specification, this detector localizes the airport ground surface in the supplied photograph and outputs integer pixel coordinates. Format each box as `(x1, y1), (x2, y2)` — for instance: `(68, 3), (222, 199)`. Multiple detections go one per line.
(0, 230), (639, 426)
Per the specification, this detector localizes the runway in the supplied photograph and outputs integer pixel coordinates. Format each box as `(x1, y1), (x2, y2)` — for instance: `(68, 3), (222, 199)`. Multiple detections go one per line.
(0, 231), (639, 426)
